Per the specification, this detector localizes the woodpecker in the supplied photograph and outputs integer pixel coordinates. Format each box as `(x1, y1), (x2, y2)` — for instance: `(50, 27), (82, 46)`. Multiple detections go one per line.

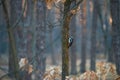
(68, 37), (73, 48)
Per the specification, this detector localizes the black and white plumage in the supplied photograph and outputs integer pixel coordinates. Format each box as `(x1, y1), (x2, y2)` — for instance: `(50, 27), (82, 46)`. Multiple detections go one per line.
(68, 37), (73, 48)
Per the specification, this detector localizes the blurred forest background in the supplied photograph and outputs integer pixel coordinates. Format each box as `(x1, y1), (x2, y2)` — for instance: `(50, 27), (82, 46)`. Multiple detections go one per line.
(0, 0), (120, 80)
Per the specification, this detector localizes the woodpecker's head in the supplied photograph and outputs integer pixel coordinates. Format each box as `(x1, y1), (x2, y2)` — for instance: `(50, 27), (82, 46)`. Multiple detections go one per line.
(68, 37), (73, 48)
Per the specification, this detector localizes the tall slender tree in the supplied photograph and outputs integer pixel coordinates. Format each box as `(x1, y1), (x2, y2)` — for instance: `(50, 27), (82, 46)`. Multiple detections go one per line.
(62, 1), (71, 78)
(62, 0), (83, 79)
(110, 0), (120, 75)
(80, 0), (87, 73)
(90, 0), (98, 71)
(23, 0), (33, 60)
(35, 0), (46, 79)
(2, 0), (19, 79)
(70, 14), (77, 75)
(102, 0), (114, 63)
(10, 0), (24, 57)
(47, 8), (57, 65)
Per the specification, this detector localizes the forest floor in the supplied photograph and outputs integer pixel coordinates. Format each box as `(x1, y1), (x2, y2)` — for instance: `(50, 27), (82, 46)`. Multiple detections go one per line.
(0, 54), (120, 80)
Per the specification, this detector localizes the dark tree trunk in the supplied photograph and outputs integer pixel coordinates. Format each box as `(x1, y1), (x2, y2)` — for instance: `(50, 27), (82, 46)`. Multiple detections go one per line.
(10, 0), (24, 57)
(62, 0), (83, 79)
(70, 15), (77, 75)
(35, 0), (46, 79)
(110, 0), (120, 75)
(62, 1), (72, 79)
(2, 0), (19, 79)
(24, 0), (33, 60)
(90, 0), (97, 71)
(62, 14), (70, 80)
(10, 0), (22, 78)
(80, 0), (87, 73)
(105, 1), (114, 63)
(106, 16), (114, 63)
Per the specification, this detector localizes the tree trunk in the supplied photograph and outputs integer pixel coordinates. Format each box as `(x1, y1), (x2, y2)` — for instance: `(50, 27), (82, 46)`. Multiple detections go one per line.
(104, 1), (114, 63)
(35, 0), (46, 79)
(24, 0), (33, 60)
(80, 0), (87, 73)
(62, 0), (83, 79)
(10, 0), (24, 57)
(2, 0), (19, 79)
(62, 1), (72, 79)
(110, 0), (120, 75)
(90, 0), (97, 71)
(62, 14), (70, 80)
(31, 0), (37, 66)
(70, 15), (77, 75)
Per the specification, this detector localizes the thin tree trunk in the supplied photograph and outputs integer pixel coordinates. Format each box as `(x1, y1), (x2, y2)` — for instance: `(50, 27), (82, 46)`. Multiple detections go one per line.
(70, 15), (77, 75)
(2, 0), (19, 79)
(25, 0), (33, 60)
(35, 0), (46, 79)
(90, 0), (97, 71)
(80, 0), (87, 73)
(110, 0), (120, 75)
(104, 1), (114, 63)
(31, 0), (37, 67)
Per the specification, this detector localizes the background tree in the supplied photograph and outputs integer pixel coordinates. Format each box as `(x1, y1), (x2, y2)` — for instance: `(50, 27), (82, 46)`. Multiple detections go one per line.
(70, 9), (77, 75)
(90, 0), (98, 71)
(47, 8), (57, 65)
(35, 0), (46, 79)
(110, 0), (120, 75)
(23, 0), (33, 59)
(80, 0), (87, 73)
(2, 0), (19, 79)
(0, 3), (8, 56)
